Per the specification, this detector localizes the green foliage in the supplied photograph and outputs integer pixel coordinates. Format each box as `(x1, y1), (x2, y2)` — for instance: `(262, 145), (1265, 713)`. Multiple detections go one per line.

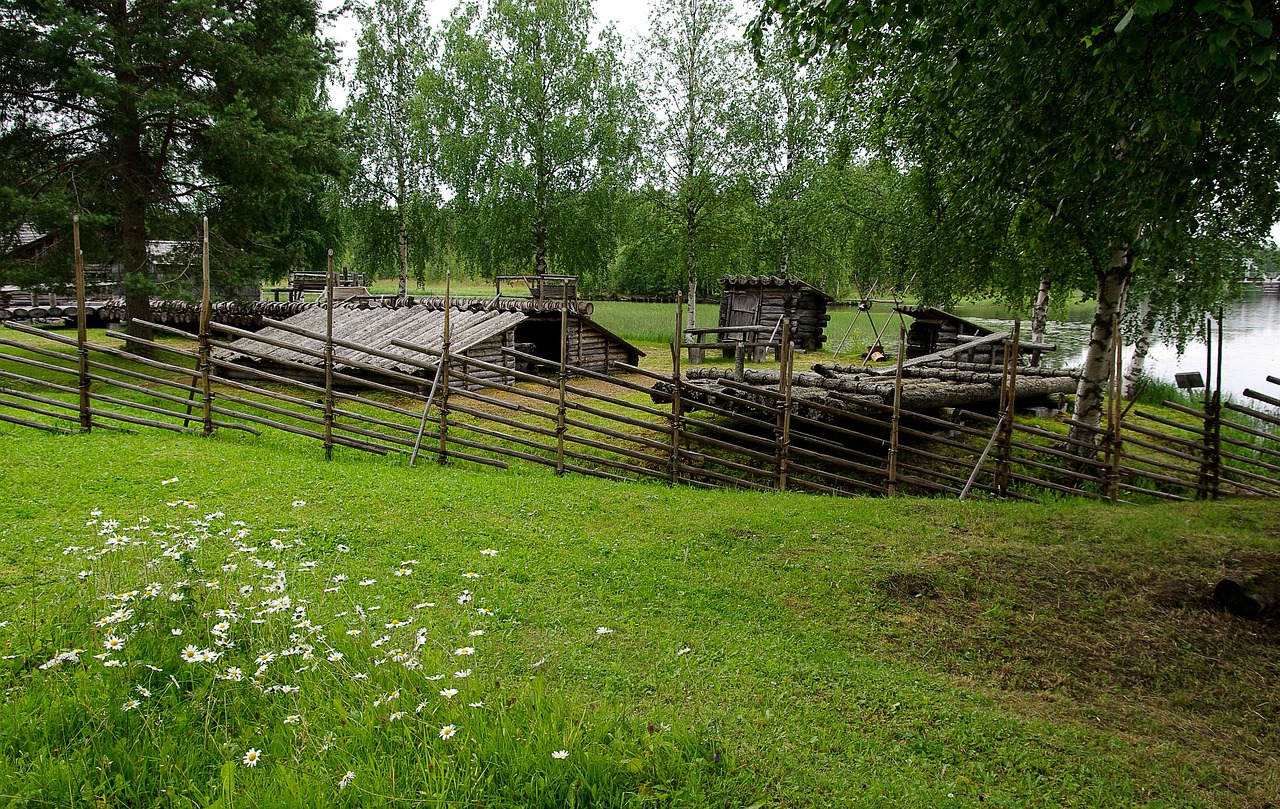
(421, 0), (642, 280)
(0, 0), (350, 291)
(344, 0), (437, 292)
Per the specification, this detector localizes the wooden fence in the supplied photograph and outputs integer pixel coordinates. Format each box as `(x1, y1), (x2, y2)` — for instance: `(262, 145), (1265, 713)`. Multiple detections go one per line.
(1, 223), (1278, 504)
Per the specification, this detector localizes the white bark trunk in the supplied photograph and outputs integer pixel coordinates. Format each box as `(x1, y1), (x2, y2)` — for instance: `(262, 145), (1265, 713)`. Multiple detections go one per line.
(398, 213), (409, 300)
(1069, 249), (1132, 449)
(1125, 298), (1156, 398)
(1029, 271), (1052, 368)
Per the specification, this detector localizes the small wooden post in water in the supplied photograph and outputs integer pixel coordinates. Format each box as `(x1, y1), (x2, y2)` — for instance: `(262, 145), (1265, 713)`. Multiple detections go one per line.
(776, 319), (793, 492)
(73, 215), (91, 433)
(438, 271), (452, 465)
(556, 288), (568, 475)
(887, 324), (905, 495)
(323, 249), (335, 461)
(669, 294), (684, 486)
(199, 216), (214, 436)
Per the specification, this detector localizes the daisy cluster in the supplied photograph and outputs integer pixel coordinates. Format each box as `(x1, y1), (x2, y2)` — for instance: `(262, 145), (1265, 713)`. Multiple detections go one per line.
(33, 483), (554, 791)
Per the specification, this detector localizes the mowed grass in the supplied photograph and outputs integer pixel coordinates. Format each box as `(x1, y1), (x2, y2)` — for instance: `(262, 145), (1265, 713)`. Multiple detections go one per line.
(0, 427), (1276, 806)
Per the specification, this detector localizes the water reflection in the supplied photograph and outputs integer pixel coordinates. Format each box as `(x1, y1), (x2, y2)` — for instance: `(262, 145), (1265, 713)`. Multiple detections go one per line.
(953, 293), (1280, 403)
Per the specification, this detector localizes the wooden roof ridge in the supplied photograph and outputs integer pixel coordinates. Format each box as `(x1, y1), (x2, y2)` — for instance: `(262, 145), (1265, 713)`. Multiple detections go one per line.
(718, 274), (834, 301)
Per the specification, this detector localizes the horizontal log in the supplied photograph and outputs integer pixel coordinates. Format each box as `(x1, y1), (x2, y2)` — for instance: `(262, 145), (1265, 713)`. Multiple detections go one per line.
(0, 408), (76, 434)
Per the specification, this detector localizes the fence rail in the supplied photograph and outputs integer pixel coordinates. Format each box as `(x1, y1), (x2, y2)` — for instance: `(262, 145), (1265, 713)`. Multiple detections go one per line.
(1, 226), (1277, 505)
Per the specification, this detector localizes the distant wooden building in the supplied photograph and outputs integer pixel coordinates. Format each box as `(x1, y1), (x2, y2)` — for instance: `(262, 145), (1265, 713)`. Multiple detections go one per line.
(896, 306), (1052, 367)
(213, 298), (642, 389)
(717, 275), (832, 352)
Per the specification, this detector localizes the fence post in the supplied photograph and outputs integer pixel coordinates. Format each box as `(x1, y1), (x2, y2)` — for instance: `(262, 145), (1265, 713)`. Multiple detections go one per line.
(199, 216), (214, 437)
(73, 215), (91, 433)
(776, 319), (792, 492)
(1204, 309), (1224, 499)
(438, 271), (451, 465)
(888, 324), (905, 495)
(556, 288), (568, 476)
(669, 293), (683, 486)
(996, 318), (1020, 498)
(323, 249), (335, 461)
(1197, 314), (1213, 500)
(1108, 314), (1123, 504)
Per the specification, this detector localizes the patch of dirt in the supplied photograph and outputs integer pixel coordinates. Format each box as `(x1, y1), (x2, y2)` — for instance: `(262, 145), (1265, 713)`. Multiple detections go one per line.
(867, 548), (1280, 802)
(877, 571), (938, 599)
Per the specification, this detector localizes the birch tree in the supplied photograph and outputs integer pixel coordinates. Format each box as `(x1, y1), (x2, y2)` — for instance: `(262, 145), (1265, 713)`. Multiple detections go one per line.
(424, 0), (641, 280)
(752, 0), (1280, 451)
(643, 0), (747, 328)
(346, 0), (435, 298)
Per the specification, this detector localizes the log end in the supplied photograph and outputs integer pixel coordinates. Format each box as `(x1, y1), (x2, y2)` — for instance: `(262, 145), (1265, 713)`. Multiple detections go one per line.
(1212, 577), (1269, 620)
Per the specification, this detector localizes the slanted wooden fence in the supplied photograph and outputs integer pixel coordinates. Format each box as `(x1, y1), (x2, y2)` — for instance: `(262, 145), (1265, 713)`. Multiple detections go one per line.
(1, 221), (1278, 504)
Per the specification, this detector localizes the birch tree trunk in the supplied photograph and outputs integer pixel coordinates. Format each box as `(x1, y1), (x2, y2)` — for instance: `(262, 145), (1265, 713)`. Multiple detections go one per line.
(397, 211), (409, 299)
(1068, 248), (1132, 449)
(685, 185), (698, 331)
(1029, 270), (1052, 368)
(1124, 297), (1156, 398)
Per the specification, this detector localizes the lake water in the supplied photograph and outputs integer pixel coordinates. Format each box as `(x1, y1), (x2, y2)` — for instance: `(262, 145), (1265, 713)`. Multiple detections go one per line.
(953, 292), (1280, 404)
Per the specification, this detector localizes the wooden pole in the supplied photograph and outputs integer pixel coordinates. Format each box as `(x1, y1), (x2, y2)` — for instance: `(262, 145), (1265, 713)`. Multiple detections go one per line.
(1210, 308), (1224, 499)
(887, 324), (905, 495)
(1109, 313), (1123, 504)
(73, 214), (91, 433)
(439, 270), (451, 465)
(556, 287), (568, 475)
(776, 319), (793, 492)
(1198, 314), (1213, 500)
(669, 294), (684, 486)
(199, 216), (214, 436)
(323, 249), (335, 461)
(408, 355), (444, 467)
(996, 318), (1020, 498)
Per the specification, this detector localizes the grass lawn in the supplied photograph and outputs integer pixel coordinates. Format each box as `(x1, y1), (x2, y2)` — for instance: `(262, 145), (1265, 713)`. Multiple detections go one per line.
(0, 426), (1276, 807)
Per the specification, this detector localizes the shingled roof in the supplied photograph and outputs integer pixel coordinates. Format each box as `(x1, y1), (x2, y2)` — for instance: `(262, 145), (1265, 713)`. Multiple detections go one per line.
(215, 303), (526, 377)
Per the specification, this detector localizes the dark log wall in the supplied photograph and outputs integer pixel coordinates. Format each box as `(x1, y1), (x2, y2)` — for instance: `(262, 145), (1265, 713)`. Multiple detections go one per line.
(454, 333), (515, 387)
(907, 318), (1005, 367)
(566, 320), (639, 372)
(720, 286), (830, 351)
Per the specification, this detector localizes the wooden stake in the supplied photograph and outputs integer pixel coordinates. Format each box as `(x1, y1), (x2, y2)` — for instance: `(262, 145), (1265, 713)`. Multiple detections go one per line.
(776, 319), (792, 492)
(669, 294), (683, 485)
(996, 319), (1020, 498)
(888, 324), (905, 495)
(556, 286), (568, 475)
(1209, 308), (1224, 499)
(1109, 313), (1122, 503)
(439, 270), (451, 465)
(324, 249), (335, 461)
(73, 215), (90, 432)
(200, 216), (214, 436)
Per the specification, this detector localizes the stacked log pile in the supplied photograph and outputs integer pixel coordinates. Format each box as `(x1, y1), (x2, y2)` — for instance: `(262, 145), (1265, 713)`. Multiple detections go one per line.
(665, 364), (1078, 418)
